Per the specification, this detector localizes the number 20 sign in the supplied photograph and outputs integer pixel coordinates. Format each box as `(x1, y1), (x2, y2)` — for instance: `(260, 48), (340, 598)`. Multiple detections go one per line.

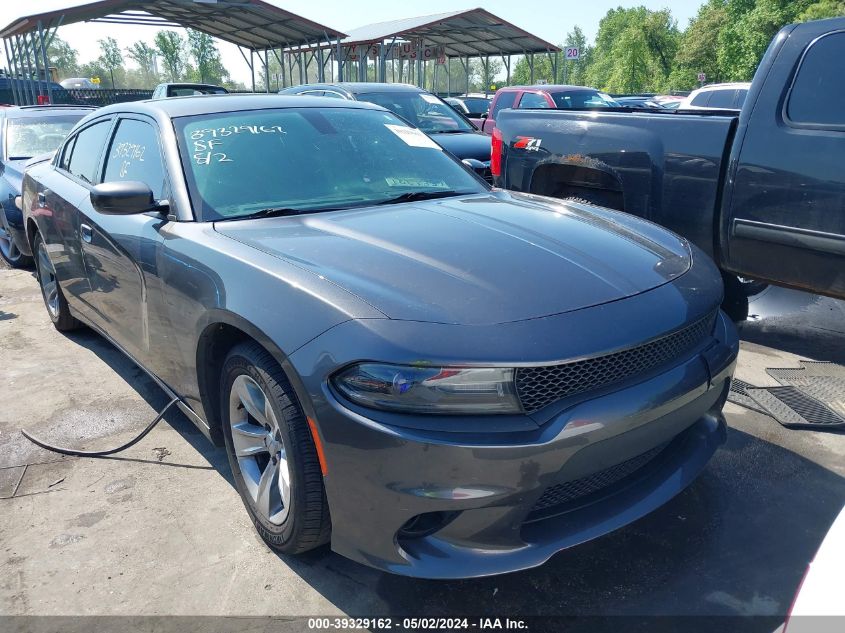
(565, 47), (580, 60)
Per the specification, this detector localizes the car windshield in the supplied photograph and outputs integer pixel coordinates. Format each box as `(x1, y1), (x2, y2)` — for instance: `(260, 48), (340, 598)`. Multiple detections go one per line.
(550, 91), (619, 109)
(356, 92), (475, 133)
(6, 115), (83, 160)
(175, 107), (486, 221)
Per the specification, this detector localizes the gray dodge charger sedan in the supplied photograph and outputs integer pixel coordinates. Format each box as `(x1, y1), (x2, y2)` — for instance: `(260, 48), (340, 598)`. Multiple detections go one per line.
(19, 95), (738, 578)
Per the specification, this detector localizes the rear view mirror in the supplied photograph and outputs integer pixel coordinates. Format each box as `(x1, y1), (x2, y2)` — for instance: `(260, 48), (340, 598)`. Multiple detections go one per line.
(90, 181), (161, 215)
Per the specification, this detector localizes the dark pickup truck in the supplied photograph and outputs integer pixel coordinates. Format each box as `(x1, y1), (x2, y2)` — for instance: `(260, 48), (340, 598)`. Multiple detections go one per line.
(494, 17), (845, 304)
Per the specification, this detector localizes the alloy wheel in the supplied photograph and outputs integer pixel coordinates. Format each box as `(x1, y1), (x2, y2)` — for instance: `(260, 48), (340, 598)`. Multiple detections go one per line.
(36, 241), (60, 318)
(228, 374), (291, 525)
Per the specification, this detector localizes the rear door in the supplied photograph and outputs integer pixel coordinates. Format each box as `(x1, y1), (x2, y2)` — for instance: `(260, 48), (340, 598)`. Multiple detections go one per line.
(39, 116), (114, 318)
(723, 26), (845, 298)
(483, 90), (517, 133)
(80, 114), (168, 362)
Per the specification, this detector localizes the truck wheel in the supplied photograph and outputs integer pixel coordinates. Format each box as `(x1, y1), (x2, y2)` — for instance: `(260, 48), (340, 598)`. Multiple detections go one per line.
(220, 341), (331, 554)
(721, 272), (751, 322)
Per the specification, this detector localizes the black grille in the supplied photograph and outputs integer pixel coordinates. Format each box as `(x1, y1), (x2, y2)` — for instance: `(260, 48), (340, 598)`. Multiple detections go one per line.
(528, 443), (667, 519)
(515, 313), (715, 413)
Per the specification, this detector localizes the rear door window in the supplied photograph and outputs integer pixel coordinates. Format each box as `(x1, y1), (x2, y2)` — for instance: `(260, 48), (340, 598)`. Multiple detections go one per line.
(491, 91), (517, 118)
(517, 92), (551, 109)
(65, 119), (112, 185)
(102, 118), (166, 199)
(787, 32), (845, 127)
(690, 91), (712, 107)
(708, 90), (736, 109)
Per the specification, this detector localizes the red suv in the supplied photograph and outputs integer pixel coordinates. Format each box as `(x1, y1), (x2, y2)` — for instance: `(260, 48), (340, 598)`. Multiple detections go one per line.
(481, 85), (619, 134)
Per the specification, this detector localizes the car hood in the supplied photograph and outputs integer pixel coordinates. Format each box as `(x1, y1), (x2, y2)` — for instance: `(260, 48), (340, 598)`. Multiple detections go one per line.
(429, 131), (491, 162)
(214, 192), (691, 326)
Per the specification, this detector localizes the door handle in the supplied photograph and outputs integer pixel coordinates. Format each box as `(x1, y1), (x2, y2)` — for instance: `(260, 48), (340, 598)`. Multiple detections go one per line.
(80, 223), (93, 243)
(37, 192), (46, 207)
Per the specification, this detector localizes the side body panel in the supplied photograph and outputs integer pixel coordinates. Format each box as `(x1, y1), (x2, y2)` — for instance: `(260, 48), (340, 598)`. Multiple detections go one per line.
(721, 20), (845, 297)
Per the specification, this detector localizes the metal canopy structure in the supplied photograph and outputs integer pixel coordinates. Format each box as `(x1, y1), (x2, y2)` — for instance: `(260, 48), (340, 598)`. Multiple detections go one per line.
(291, 8), (561, 96)
(0, 0), (347, 104)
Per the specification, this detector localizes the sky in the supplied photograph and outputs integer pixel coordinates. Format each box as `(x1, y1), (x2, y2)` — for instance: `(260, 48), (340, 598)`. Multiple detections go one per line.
(0, 0), (705, 84)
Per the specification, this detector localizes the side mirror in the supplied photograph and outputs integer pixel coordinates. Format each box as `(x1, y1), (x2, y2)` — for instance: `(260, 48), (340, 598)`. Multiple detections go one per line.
(462, 158), (489, 179)
(480, 112), (488, 119)
(90, 181), (162, 215)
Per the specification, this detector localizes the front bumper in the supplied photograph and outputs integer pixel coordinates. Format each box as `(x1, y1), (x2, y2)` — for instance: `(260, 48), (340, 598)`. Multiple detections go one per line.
(293, 306), (737, 578)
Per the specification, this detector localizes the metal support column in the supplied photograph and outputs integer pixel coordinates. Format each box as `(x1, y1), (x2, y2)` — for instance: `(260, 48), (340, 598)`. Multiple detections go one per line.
(4, 38), (21, 105)
(17, 34), (37, 104)
(529, 53), (535, 84)
(37, 22), (53, 103)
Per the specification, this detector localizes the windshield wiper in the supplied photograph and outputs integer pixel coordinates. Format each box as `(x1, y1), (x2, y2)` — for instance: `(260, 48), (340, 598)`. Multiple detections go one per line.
(375, 190), (470, 205)
(428, 129), (469, 134)
(218, 206), (306, 222)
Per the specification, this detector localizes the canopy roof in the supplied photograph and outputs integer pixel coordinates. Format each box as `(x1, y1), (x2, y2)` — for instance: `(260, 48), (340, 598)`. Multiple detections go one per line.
(0, 0), (346, 49)
(339, 8), (559, 57)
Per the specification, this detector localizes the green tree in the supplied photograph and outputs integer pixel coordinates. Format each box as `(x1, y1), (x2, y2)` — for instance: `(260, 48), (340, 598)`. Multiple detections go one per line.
(186, 29), (228, 84)
(561, 26), (592, 85)
(154, 30), (186, 82)
(718, 0), (811, 81)
(669, 0), (729, 89)
(126, 41), (159, 87)
(586, 6), (679, 93)
(797, 0), (845, 20)
(48, 36), (79, 78)
(98, 37), (123, 88)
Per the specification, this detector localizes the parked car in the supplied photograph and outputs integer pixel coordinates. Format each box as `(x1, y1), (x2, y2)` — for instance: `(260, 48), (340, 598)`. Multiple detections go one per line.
(492, 17), (845, 307)
(60, 77), (99, 90)
(151, 83), (229, 98)
(279, 83), (492, 180)
(0, 105), (93, 267)
(444, 94), (491, 128)
(783, 505), (845, 630)
(19, 94), (737, 578)
(678, 82), (751, 111)
(615, 95), (670, 109)
(480, 85), (619, 134)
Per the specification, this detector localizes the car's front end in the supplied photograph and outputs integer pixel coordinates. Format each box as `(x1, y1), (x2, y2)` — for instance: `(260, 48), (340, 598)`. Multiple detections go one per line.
(216, 191), (738, 578)
(286, 270), (735, 578)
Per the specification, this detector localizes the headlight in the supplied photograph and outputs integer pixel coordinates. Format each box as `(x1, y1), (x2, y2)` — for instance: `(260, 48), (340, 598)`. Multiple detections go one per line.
(332, 363), (522, 415)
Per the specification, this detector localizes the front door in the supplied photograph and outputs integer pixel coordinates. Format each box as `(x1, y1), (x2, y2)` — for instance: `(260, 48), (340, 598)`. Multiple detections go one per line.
(723, 25), (845, 298)
(80, 115), (168, 363)
(41, 117), (114, 318)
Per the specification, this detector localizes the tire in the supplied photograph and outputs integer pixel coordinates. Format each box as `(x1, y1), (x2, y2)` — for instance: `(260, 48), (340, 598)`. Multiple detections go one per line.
(0, 211), (33, 269)
(32, 232), (81, 331)
(220, 341), (330, 554)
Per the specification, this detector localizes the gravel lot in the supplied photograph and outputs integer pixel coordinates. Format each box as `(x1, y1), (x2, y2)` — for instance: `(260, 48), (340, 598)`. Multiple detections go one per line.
(1, 260), (844, 631)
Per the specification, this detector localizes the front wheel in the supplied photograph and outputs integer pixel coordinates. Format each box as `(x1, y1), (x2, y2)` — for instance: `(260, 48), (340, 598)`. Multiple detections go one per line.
(33, 233), (80, 331)
(220, 342), (330, 554)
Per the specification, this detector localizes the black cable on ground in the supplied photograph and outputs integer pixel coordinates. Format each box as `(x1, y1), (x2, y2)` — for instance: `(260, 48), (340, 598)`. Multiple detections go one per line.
(20, 397), (181, 458)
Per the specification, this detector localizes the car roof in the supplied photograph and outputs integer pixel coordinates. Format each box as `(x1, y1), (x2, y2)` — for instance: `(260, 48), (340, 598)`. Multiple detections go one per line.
(499, 85), (597, 92)
(1, 105), (95, 119)
(158, 82), (225, 89)
(90, 93), (387, 119)
(288, 82), (425, 95)
(694, 82), (752, 92)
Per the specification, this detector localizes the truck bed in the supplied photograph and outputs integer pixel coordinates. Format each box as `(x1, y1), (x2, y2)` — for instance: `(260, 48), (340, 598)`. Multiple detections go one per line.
(497, 108), (738, 258)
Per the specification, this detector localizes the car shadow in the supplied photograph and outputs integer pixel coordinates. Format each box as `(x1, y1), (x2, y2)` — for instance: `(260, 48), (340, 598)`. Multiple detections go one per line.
(61, 326), (232, 484)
